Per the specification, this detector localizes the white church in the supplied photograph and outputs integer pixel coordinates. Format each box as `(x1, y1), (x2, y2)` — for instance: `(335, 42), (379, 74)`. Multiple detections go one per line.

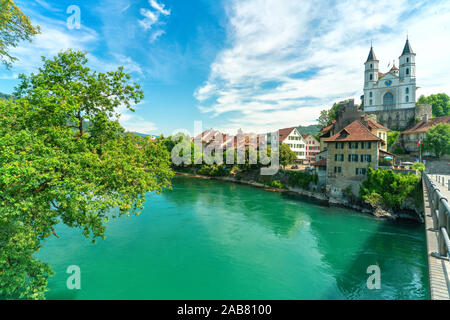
(362, 38), (431, 129)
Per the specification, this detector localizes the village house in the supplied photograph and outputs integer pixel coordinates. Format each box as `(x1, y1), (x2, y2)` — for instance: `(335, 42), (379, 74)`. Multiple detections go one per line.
(324, 117), (389, 195)
(272, 127), (307, 163)
(401, 115), (450, 153)
(303, 134), (321, 163)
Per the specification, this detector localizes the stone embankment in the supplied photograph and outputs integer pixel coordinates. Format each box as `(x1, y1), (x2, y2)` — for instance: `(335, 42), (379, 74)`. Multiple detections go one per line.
(176, 172), (423, 222)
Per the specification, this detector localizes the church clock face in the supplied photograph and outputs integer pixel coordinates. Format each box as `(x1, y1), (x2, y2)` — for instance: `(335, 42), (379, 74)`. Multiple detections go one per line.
(384, 80), (392, 87)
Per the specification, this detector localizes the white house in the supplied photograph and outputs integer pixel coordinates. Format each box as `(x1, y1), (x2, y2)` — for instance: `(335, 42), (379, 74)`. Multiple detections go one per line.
(277, 127), (307, 163)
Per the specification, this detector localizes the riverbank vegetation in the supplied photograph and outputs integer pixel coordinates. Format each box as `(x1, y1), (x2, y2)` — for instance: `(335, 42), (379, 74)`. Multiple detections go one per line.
(0, 50), (173, 300)
(359, 168), (422, 211)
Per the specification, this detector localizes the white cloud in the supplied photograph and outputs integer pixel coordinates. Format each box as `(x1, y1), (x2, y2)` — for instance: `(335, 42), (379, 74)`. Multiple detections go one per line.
(150, 30), (166, 43)
(117, 104), (158, 134)
(196, 0), (450, 132)
(139, 0), (170, 42)
(150, 0), (171, 16)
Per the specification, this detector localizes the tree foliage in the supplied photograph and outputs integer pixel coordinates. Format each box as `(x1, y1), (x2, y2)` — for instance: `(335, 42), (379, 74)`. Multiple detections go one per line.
(318, 103), (341, 129)
(387, 131), (400, 151)
(279, 143), (297, 169)
(0, 50), (173, 299)
(0, 0), (40, 68)
(359, 168), (422, 211)
(417, 93), (450, 117)
(422, 123), (450, 158)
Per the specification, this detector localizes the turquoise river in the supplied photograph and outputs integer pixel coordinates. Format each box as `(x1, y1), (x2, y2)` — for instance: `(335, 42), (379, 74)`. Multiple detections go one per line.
(38, 176), (429, 300)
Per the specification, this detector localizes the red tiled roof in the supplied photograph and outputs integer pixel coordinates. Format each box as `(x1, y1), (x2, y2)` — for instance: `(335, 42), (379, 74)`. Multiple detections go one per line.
(366, 118), (390, 131)
(378, 72), (387, 79)
(324, 120), (383, 143)
(311, 159), (327, 167)
(278, 127), (296, 142)
(320, 120), (336, 134)
(402, 116), (450, 134)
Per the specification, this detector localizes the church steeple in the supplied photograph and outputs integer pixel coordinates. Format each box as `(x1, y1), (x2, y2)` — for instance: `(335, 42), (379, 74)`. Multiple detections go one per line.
(399, 37), (416, 79)
(401, 38), (414, 56)
(366, 45), (377, 62)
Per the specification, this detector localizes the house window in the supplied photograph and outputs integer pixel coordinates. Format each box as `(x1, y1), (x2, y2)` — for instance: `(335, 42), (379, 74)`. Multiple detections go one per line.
(334, 167), (342, 173)
(348, 154), (358, 162)
(349, 142), (358, 149)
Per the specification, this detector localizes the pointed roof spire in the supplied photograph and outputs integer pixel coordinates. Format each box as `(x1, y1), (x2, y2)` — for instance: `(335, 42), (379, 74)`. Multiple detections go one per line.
(366, 45), (377, 62)
(401, 37), (414, 56)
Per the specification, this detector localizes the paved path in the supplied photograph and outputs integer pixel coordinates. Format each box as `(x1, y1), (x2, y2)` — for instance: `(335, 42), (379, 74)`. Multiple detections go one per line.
(424, 174), (450, 300)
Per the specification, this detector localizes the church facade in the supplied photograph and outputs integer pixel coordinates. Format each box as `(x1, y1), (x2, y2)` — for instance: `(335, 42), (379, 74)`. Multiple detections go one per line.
(362, 39), (431, 130)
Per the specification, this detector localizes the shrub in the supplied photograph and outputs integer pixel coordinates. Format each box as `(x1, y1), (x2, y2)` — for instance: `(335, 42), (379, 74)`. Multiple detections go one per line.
(286, 171), (318, 190)
(359, 168), (422, 210)
(269, 180), (286, 189)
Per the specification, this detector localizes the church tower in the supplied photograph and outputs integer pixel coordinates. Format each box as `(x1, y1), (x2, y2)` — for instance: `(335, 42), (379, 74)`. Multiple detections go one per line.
(399, 38), (416, 107)
(364, 46), (379, 108)
(399, 38), (416, 79)
(364, 46), (379, 86)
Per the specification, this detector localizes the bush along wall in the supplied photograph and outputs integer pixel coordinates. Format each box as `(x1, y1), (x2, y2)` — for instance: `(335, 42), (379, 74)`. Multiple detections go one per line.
(359, 168), (423, 213)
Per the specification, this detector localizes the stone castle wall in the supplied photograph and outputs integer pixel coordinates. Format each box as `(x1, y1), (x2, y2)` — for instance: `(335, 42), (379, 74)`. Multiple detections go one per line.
(366, 104), (432, 130)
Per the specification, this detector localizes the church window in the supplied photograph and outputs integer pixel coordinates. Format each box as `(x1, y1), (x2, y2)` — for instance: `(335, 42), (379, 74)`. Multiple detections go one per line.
(406, 96), (409, 102)
(406, 87), (409, 94)
(369, 99), (372, 106)
(370, 64), (373, 68)
(369, 92), (373, 98)
(369, 74), (373, 81)
(406, 58), (409, 63)
(383, 92), (394, 105)
(406, 68), (409, 75)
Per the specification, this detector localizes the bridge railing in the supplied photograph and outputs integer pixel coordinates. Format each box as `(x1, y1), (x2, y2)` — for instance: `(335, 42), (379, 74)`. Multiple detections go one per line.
(424, 174), (450, 260)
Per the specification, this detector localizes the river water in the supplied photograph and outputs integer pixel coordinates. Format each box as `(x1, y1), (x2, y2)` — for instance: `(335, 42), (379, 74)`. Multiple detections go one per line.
(38, 176), (429, 299)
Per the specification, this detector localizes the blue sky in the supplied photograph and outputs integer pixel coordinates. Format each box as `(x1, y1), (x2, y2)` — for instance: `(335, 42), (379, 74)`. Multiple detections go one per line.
(1, 0), (450, 135)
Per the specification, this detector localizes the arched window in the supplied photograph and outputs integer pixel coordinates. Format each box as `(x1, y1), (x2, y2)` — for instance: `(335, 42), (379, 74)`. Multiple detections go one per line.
(370, 64), (373, 68)
(406, 57), (409, 63)
(383, 92), (394, 105)
(406, 68), (409, 75)
(369, 92), (373, 98)
(406, 96), (409, 102)
(406, 87), (409, 94)
(370, 74), (373, 81)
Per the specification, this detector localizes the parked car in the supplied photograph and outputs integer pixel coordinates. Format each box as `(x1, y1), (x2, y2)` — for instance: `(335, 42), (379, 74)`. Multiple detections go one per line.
(291, 165), (299, 169)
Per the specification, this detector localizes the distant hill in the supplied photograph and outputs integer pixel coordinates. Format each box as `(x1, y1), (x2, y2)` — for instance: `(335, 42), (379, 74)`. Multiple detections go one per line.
(132, 132), (149, 137)
(297, 124), (320, 136)
(0, 92), (12, 100)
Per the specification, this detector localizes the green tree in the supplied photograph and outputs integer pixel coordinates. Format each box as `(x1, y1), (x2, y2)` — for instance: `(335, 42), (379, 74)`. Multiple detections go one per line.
(387, 131), (400, 151)
(422, 123), (450, 158)
(318, 103), (340, 129)
(417, 93), (450, 117)
(360, 168), (422, 211)
(279, 143), (297, 169)
(0, 0), (40, 68)
(0, 50), (173, 299)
